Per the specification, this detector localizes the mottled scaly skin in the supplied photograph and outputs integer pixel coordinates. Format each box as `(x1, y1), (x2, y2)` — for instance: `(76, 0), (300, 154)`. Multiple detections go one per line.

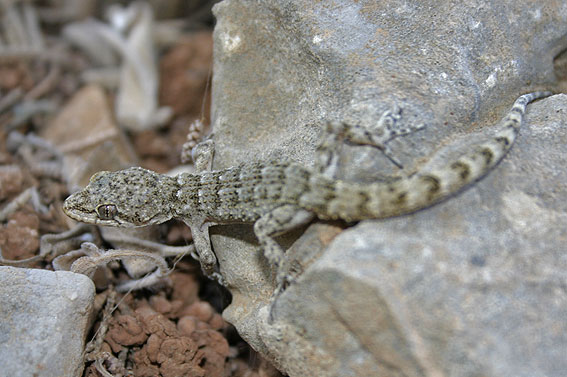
(63, 91), (552, 291)
(174, 161), (312, 222)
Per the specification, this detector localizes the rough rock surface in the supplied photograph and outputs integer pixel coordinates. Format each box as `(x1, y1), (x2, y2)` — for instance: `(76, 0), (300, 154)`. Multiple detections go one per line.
(209, 1), (567, 376)
(0, 266), (95, 377)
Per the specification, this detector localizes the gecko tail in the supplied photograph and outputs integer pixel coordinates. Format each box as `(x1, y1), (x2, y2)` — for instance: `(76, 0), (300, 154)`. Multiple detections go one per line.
(311, 91), (552, 221)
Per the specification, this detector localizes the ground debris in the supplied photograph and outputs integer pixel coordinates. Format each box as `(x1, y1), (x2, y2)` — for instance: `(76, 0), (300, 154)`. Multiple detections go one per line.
(0, 1), (281, 376)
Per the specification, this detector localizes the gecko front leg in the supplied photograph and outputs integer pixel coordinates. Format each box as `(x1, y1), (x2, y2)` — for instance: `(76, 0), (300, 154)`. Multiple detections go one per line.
(185, 219), (226, 285)
(185, 138), (225, 283)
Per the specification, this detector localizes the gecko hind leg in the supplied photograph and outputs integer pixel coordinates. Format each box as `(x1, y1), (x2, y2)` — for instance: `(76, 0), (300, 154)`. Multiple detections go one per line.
(192, 138), (215, 172)
(254, 205), (314, 290)
(319, 106), (426, 171)
(254, 205), (314, 322)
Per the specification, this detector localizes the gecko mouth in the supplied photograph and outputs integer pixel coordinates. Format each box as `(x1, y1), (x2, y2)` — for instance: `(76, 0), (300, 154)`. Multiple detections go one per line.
(63, 206), (122, 227)
(62, 192), (118, 226)
(63, 207), (97, 223)
(62, 201), (98, 224)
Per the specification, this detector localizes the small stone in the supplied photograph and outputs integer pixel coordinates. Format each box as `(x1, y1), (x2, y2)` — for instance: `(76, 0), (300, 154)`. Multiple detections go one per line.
(0, 210), (39, 261)
(0, 61), (33, 91)
(8, 210), (39, 229)
(0, 267), (95, 377)
(208, 313), (225, 330)
(0, 165), (23, 200)
(41, 84), (134, 188)
(190, 329), (230, 376)
(149, 295), (173, 314)
(146, 333), (162, 363)
(157, 337), (204, 377)
(181, 301), (214, 323)
(136, 307), (177, 338)
(177, 315), (198, 336)
(170, 271), (199, 306)
(106, 314), (148, 352)
(196, 320), (210, 330)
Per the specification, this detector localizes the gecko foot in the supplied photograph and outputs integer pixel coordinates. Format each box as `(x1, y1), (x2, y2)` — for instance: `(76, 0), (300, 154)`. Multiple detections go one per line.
(267, 272), (293, 324)
(325, 106), (426, 169)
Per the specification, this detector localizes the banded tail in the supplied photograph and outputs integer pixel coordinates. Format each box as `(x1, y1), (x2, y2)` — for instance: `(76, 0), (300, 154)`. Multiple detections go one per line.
(301, 91), (553, 221)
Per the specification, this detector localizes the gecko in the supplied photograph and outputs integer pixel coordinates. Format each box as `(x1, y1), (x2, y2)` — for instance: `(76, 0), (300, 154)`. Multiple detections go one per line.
(63, 91), (552, 292)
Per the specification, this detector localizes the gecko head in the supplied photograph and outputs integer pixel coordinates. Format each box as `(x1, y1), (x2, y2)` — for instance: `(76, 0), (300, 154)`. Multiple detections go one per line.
(63, 167), (177, 227)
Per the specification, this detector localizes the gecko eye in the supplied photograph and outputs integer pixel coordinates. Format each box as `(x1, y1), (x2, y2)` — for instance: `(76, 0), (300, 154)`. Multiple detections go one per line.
(96, 204), (117, 220)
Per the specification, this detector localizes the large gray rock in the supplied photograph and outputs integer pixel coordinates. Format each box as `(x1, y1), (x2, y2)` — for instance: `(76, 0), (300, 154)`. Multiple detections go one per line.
(209, 1), (567, 376)
(256, 95), (567, 377)
(0, 267), (95, 377)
